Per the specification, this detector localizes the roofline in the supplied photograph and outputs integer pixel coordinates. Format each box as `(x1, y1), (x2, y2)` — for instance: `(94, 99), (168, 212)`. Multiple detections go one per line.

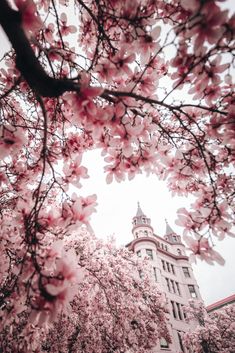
(154, 233), (185, 247)
(132, 224), (153, 232)
(128, 232), (185, 247)
(206, 294), (235, 312)
(126, 237), (189, 261)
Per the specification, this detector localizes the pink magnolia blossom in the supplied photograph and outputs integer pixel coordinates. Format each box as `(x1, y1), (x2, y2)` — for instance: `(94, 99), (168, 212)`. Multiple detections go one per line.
(0, 128), (26, 159)
(186, 3), (228, 51)
(63, 154), (89, 188)
(183, 234), (225, 265)
(30, 242), (83, 325)
(60, 13), (77, 35)
(14, 0), (43, 36)
(95, 59), (117, 83)
(111, 48), (136, 77)
(64, 72), (103, 122)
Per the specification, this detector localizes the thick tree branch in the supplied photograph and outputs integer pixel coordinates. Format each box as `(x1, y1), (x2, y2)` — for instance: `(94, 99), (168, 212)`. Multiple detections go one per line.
(0, 0), (80, 97)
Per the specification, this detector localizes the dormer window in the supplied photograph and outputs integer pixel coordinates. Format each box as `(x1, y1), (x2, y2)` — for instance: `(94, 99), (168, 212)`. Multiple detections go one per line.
(173, 235), (177, 242)
(133, 219), (137, 225)
(142, 217), (146, 224)
(177, 248), (182, 255)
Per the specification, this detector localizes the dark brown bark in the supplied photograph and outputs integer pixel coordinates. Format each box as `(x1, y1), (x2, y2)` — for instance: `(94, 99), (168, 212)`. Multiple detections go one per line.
(0, 0), (80, 97)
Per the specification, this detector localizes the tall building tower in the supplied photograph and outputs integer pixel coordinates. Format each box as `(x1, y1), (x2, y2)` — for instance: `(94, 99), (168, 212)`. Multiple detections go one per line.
(127, 204), (203, 353)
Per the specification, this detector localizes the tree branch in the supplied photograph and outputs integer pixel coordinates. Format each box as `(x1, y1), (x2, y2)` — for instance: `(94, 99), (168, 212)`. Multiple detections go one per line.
(0, 0), (80, 97)
(102, 89), (227, 115)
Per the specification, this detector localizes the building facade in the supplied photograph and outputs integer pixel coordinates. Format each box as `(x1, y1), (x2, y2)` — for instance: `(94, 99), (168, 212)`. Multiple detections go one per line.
(127, 204), (203, 353)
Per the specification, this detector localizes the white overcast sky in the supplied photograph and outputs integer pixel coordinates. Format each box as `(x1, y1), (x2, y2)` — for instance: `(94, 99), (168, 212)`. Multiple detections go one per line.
(1, 1), (235, 306)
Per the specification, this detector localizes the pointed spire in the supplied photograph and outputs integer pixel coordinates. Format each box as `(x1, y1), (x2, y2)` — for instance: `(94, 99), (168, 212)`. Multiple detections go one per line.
(164, 219), (182, 243)
(165, 219), (175, 236)
(132, 203), (153, 239)
(136, 202), (145, 217)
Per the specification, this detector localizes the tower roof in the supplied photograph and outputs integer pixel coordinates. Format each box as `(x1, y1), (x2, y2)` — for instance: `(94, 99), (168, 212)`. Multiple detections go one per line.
(136, 202), (145, 217)
(165, 219), (176, 236)
(164, 219), (182, 244)
(132, 202), (152, 231)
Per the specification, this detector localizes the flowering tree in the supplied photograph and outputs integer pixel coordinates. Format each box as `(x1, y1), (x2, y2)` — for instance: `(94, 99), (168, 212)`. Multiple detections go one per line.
(0, 0), (234, 350)
(183, 301), (235, 353)
(0, 229), (170, 352)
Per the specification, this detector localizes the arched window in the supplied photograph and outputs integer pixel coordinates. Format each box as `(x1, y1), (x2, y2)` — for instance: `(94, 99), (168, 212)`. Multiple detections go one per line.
(177, 248), (182, 255)
(144, 230), (148, 236)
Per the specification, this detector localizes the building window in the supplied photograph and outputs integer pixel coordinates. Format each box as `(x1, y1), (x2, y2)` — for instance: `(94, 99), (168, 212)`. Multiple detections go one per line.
(160, 338), (169, 349)
(188, 285), (197, 298)
(135, 232), (138, 237)
(170, 280), (176, 293)
(171, 264), (175, 274)
(142, 217), (146, 223)
(171, 301), (176, 319)
(144, 230), (148, 236)
(138, 270), (143, 279)
(136, 250), (141, 257)
(161, 260), (166, 271)
(182, 267), (190, 278)
(176, 282), (181, 296)
(177, 332), (185, 352)
(153, 267), (157, 282)
(166, 262), (170, 272)
(164, 245), (168, 251)
(173, 235), (177, 242)
(177, 248), (182, 255)
(146, 249), (153, 260)
(166, 278), (170, 292)
(182, 307), (187, 320)
(176, 302), (183, 320)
